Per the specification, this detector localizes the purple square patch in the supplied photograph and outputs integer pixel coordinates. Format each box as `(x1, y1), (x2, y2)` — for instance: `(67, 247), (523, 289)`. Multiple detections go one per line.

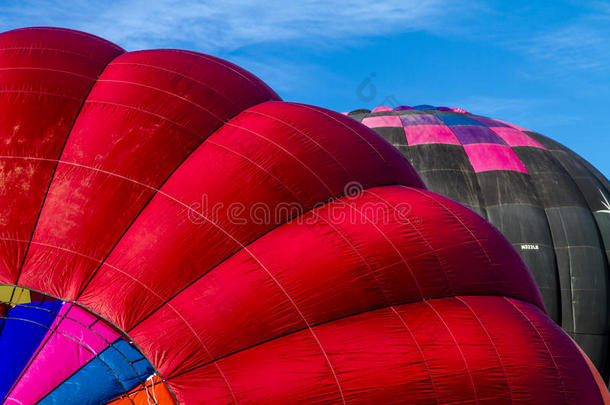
(450, 125), (507, 145)
(400, 114), (443, 126)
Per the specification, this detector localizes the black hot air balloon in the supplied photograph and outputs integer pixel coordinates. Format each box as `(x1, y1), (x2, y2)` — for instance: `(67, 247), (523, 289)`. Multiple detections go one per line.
(349, 105), (610, 381)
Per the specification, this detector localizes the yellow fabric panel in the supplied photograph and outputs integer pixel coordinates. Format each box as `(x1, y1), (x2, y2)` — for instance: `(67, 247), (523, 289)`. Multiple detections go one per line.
(0, 285), (31, 304)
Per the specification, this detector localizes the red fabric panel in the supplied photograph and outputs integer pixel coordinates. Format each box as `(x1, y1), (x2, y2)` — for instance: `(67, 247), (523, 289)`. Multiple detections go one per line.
(77, 102), (423, 330)
(127, 185), (543, 377)
(0, 27), (123, 284)
(166, 297), (604, 404)
(18, 49), (280, 299)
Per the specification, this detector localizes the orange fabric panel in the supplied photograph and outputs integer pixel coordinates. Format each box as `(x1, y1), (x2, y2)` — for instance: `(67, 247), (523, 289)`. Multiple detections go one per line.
(106, 376), (175, 405)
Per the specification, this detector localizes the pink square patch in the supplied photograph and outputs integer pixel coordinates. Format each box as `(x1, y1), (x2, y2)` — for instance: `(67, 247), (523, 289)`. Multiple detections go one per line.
(404, 125), (460, 145)
(372, 106), (394, 112)
(361, 115), (403, 128)
(463, 143), (528, 173)
(494, 119), (531, 132)
(491, 127), (546, 148)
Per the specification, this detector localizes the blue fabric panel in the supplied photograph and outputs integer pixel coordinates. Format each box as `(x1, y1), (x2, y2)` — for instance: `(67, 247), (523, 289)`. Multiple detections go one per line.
(40, 338), (154, 405)
(0, 301), (62, 400)
(436, 113), (485, 126)
(413, 104), (436, 110)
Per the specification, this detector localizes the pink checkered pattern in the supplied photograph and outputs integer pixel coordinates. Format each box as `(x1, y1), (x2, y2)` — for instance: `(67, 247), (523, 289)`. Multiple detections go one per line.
(356, 106), (547, 173)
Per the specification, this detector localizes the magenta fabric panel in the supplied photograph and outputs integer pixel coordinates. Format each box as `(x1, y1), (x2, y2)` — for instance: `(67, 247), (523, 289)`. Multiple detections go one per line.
(361, 115), (403, 128)
(6, 303), (121, 404)
(404, 125), (460, 145)
(464, 144), (528, 173)
(371, 106), (393, 112)
(491, 127), (547, 148)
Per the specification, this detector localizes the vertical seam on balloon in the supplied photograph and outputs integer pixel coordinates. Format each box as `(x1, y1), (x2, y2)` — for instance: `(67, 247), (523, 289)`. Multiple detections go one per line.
(344, 195), (424, 299)
(566, 155), (610, 381)
(509, 142), (562, 319)
(235, 246), (347, 404)
(547, 147), (610, 341)
(389, 306), (441, 405)
(211, 364), (239, 404)
(423, 299), (480, 405)
(364, 189), (455, 294)
(310, 211), (394, 305)
(408, 187), (493, 264)
(555, 210), (577, 334)
(293, 103), (389, 164)
(455, 296), (514, 403)
(503, 297), (569, 403)
(241, 110), (354, 179)
(221, 123), (335, 194)
(8, 46), (124, 304)
(525, 164), (568, 322)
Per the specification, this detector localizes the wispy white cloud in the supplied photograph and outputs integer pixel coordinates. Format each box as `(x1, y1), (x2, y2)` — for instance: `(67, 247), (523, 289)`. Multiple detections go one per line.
(507, 4), (610, 73)
(2, 0), (608, 77)
(0, 0), (461, 52)
(515, 25), (609, 72)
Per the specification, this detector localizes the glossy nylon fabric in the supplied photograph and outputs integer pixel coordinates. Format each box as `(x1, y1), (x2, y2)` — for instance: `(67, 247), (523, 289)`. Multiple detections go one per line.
(0, 27), (606, 403)
(349, 105), (610, 382)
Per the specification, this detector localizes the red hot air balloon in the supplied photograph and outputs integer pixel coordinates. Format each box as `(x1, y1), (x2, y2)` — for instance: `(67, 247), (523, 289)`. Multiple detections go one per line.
(0, 28), (607, 404)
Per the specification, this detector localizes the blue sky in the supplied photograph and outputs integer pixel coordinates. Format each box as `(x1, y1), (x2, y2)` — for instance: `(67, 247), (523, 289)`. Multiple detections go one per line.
(1, 0), (608, 176)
